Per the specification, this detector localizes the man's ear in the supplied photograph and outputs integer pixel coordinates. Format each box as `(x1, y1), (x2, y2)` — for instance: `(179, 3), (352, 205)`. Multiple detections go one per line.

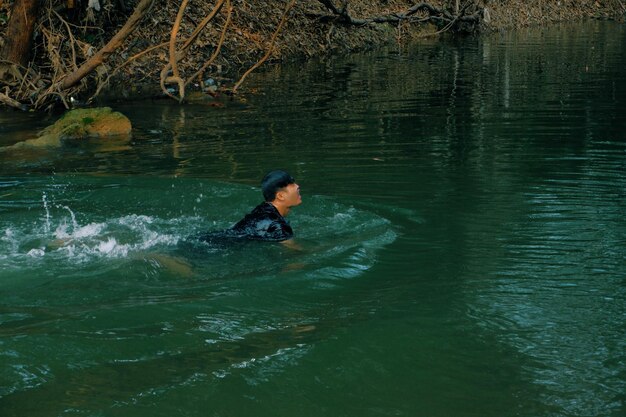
(275, 190), (286, 201)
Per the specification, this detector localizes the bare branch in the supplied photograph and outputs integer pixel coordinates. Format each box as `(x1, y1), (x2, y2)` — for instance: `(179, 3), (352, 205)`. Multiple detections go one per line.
(181, 0), (226, 51)
(161, 0), (190, 101)
(160, 0), (227, 102)
(59, 0), (154, 90)
(315, 0), (482, 30)
(0, 91), (28, 110)
(91, 41), (169, 101)
(185, 0), (233, 89)
(232, 0), (297, 93)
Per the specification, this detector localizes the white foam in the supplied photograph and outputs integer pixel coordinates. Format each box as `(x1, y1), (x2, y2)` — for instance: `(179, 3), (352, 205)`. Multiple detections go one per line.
(73, 223), (105, 238)
(27, 248), (45, 257)
(118, 214), (154, 226)
(96, 237), (129, 257)
(54, 222), (71, 239)
(3, 228), (14, 240)
(54, 221), (104, 240)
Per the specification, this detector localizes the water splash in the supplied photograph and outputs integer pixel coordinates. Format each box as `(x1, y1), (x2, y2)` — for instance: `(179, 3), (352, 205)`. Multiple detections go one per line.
(56, 205), (79, 232)
(42, 192), (51, 234)
(3, 185), (396, 285)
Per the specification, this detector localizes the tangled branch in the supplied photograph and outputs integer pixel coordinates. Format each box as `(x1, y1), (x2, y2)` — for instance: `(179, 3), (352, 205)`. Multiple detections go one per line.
(60, 0), (155, 91)
(160, 0), (227, 102)
(315, 0), (483, 31)
(232, 0), (296, 93)
(185, 0), (233, 90)
(0, 0), (489, 111)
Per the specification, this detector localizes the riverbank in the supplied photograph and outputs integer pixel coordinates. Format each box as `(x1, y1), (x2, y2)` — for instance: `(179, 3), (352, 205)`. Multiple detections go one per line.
(99, 0), (626, 99)
(0, 0), (624, 108)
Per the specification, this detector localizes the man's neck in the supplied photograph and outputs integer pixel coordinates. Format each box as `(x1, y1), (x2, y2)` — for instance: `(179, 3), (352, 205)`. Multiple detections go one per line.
(269, 201), (289, 217)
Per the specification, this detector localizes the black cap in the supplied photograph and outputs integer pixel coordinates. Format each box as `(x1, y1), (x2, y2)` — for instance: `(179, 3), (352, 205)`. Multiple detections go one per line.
(261, 170), (295, 201)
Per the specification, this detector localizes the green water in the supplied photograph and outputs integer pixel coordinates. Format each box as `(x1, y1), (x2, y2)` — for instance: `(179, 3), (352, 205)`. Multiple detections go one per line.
(1, 21), (625, 417)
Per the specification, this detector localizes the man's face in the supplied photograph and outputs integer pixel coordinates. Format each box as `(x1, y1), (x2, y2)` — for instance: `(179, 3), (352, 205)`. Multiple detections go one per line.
(280, 183), (302, 207)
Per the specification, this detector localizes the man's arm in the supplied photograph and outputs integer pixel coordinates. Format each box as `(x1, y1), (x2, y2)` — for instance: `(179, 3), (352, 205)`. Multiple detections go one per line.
(280, 238), (302, 251)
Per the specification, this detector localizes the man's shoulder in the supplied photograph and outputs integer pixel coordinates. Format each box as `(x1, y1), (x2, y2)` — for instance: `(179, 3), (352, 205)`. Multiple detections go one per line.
(233, 202), (292, 241)
(233, 202), (281, 229)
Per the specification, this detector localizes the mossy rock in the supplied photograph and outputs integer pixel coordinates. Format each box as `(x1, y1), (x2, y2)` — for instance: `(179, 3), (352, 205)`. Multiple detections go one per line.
(14, 107), (132, 148)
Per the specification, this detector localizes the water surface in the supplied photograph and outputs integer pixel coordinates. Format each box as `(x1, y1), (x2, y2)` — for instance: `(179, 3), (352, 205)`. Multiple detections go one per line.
(1, 21), (625, 417)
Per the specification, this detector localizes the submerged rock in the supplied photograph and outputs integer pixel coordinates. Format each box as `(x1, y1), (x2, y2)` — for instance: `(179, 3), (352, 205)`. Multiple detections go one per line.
(13, 107), (132, 148)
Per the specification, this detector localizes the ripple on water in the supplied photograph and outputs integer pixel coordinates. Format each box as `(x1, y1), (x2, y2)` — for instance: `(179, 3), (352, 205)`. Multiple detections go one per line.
(0, 179), (397, 408)
(465, 147), (626, 415)
(0, 178), (396, 295)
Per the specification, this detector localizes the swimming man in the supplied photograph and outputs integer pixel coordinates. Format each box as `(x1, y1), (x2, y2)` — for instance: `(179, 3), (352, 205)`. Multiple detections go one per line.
(198, 170), (302, 243)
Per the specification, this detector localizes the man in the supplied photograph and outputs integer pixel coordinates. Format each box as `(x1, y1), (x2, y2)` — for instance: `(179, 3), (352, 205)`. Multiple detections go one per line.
(199, 170), (302, 243)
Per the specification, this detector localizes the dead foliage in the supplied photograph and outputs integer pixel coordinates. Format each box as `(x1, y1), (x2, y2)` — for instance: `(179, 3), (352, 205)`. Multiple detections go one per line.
(0, 0), (623, 111)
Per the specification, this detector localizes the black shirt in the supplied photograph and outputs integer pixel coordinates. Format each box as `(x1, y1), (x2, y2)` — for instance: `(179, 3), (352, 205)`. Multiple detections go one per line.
(198, 202), (293, 243)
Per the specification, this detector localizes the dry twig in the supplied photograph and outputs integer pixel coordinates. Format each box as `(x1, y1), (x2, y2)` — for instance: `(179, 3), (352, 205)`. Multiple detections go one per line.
(232, 0), (297, 93)
(0, 90), (28, 110)
(185, 0), (233, 88)
(60, 0), (154, 90)
(91, 41), (170, 100)
(161, 0), (189, 102)
(160, 0), (227, 101)
(315, 0), (481, 30)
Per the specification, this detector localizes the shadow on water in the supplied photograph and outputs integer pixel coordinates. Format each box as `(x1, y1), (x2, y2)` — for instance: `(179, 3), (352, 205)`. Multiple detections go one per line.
(0, 311), (341, 416)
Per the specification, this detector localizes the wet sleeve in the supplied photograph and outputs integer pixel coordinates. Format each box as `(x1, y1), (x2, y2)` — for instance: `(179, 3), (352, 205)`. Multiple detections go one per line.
(265, 220), (293, 241)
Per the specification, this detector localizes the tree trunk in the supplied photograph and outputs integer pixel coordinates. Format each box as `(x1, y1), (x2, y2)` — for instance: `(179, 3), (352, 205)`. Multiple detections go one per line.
(0, 0), (41, 67)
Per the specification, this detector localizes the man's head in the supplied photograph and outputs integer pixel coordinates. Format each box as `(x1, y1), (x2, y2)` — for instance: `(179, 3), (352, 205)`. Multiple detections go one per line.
(262, 170), (295, 201)
(262, 170), (301, 215)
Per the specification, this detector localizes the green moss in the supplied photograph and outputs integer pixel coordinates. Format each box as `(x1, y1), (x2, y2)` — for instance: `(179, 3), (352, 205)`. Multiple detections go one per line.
(12, 107), (131, 148)
(60, 123), (88, 139)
